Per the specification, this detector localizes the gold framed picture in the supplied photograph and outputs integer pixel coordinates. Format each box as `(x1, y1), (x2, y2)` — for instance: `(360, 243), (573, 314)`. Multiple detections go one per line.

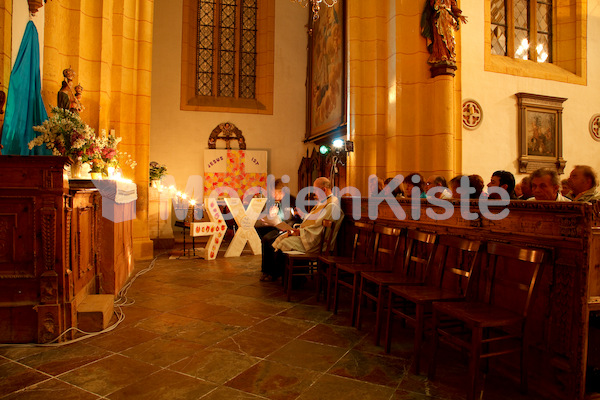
(516, 93), (567, 174)
(306, 0), (346, 142)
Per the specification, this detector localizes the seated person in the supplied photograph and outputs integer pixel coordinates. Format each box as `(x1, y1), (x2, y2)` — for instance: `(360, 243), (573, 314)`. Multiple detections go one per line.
(255, 178), (300, 239)
(425, 175), (452, 199)
(567, 165), (600, 202)
(384, 177), (404, 198)
(448, 174), (484, 200)
(403, 172), (427, 198)
(517, 176), (533, 200)
(560, 178), (571, 197)
(487, 170), (516, 199)
(260, 177), (343, 282)
(528, 168), (571, 201)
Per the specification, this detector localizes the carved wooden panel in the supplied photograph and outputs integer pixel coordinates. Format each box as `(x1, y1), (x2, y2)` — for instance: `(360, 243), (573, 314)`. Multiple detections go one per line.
(72, 203), (96, 296)
(0, 197), (36, 277)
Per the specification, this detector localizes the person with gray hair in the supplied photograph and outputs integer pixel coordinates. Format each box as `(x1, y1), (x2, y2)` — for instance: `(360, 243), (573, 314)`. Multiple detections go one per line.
(528, 168), (571, 201)
(425, 175), (452, 199)
(567, 165), (600, 202)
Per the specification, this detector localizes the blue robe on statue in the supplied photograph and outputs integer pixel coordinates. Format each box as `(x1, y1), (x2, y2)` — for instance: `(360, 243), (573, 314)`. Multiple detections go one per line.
(1, 21), (50, 155)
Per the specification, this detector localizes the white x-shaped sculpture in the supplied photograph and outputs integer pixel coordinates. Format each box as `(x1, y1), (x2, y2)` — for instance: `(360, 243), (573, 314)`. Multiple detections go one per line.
(223, 197), (267, 257)
(189, 198), (228, 260)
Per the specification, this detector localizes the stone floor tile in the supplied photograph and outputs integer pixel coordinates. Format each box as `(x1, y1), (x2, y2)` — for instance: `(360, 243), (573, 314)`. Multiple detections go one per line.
(83, 326), (160, 353)
(121, 336), (205, 367)
(249, 316), (316, 339)
(0, 361), (49, 397)
(397, 371), (468, 400)
(277, 304), (335, 323)
(204, 308), (270, 327)
(225, 360), (321, 400)
(298, 323), (368, 349)
(59, 354), (160, 396)
(18, 342), (111, 376)
(391, 389), (437, 400)
(297, 374), (395, 400)
(133, 312), (199, 334)
(229, 284), (284, 299)
(0, 346), (51, 362)
(169, 348), (259, 384)
(168, 302), (231, 321)
(1, 378), (101, 400)
(111, 304), (161, 328)
(106, 369), (216, 399)
(266, 339), (347, 373)
(214, 329), (293, 358)
(198, 386), (265, 400)
(166, 320), (244, 347)
(329, 349), (410, 387)
(352, 330), (414, 359)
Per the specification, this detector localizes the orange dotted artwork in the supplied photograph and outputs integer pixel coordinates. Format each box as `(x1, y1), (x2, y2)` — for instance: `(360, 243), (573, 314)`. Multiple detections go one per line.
(204, 150), (267, 199)
(189, 198), (228, 260)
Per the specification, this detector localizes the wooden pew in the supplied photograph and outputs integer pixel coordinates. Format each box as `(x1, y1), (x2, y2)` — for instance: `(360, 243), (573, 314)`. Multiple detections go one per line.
(338, 196), (600, 400)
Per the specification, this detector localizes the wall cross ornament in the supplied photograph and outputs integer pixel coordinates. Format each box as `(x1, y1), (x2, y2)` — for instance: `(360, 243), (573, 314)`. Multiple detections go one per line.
(589, 114), (600, 142)
(462, 99), (483, 130)
(189, 198), (228, 260)
(223, 197), (267, 257)
(208, 122), (246, 150)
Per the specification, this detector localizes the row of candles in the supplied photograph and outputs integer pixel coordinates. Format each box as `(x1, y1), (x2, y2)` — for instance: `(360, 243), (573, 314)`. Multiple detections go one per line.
(154, 182), (199, 221)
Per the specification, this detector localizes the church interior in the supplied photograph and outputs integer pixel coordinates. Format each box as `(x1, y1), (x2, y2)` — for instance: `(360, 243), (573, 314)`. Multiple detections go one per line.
(1, 0), (600, 399)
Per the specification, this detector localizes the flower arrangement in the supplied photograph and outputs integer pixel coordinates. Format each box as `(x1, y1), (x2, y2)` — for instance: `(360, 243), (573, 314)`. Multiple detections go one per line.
(149, 161), (167, 181)
(29, 107), (96, 162)
(29, 109), (137, 177)
(97, 130), (121, 168)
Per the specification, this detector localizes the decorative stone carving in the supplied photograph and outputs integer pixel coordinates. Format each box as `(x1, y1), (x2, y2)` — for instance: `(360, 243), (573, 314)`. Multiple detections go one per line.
(39, 311), (57, 343)
(40, 271), (58, 304)
(462, 99), (483, 130)
(557, 216), (581, 238)
(589, 114), (600, 142)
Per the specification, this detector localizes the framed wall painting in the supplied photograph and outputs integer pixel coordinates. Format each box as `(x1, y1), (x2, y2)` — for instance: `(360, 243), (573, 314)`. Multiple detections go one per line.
(306, 0), (346, 143)
(516, 93), (567, 174)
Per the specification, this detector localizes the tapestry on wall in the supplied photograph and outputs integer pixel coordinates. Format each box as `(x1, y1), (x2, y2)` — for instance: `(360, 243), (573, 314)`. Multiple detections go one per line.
(204, 149), (267, 199)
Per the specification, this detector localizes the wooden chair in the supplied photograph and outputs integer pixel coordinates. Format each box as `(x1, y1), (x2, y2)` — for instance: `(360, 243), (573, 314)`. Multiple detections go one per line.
(333, 225), (403, 326)
(356, 229), (438, 345)
(316, 220), (374, 310)
(427, 241), (545, 400)
(283, 218), (338, 302)
(384, 235), (482, 373)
